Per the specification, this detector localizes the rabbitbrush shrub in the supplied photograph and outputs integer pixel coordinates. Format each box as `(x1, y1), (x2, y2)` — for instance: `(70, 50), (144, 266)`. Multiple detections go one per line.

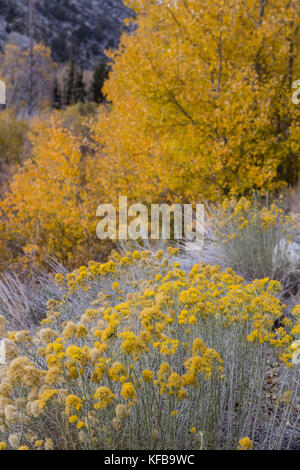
(211, 195), (298, 287)
(0, 249), (299, 450)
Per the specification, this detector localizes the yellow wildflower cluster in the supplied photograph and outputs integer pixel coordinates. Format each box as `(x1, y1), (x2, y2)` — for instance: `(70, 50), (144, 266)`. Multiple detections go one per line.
(214, 196), (297, 281)
(0, 250), (298, 450)
(217, 197), (294, 237)
(237, 437), (254, 450)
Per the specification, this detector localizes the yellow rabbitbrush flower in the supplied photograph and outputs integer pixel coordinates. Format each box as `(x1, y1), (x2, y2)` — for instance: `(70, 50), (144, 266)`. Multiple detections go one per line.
(65, 345), (87, 363)
(94, 386), (116, 409)
(168, 373), (182, 391)
(65, 394), (83, 415)
(107, 362), (128, 382)
(119, 331), (147, 361)
(142, 370), (154, 384)
(33, 440), (43, 448)
(69, 415), (79, 424)
(91, 358), (106, 383)
(121, 383), (137, 403)
(291, 324), (300, 336)
(38, 389), (58, 410)
(155, 338), (179, 356)
(237, 437), (254, 450)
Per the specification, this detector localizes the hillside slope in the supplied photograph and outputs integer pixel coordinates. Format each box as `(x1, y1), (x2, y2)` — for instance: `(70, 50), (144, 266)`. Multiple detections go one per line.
(0, 0), (133, 68)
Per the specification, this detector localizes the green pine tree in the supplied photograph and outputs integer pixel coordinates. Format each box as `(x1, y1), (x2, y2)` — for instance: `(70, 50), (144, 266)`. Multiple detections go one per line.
(52, 77), (62, 109)
(73, 68), (86, 104)
(65, 59), (75, 106)
(92, 61), (109, 103)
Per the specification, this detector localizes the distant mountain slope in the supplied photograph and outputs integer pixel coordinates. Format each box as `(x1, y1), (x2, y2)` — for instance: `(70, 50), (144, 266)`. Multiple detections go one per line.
(0, 0), (133, 68)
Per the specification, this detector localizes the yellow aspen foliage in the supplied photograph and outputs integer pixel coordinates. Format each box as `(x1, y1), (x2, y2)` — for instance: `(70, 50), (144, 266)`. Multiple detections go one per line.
(0, 42), (57, 113)
(91, 0), (300, 203)
(0, 117), (111, 268)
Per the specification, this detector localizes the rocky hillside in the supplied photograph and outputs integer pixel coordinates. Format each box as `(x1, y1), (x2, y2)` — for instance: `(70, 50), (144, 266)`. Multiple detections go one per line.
(0, 0), (133, 68)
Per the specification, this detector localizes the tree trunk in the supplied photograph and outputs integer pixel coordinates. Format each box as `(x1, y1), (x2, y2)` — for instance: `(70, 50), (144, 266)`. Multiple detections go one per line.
(28, 0), (35, 116)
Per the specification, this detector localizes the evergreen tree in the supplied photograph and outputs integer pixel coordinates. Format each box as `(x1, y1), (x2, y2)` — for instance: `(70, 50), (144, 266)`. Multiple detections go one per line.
(92, 61), (109, 103)
(73, 68), (85, 104)
(64, 59), (85, 106)
(65, 58), (75, 106)
(52, 77), (62, 109)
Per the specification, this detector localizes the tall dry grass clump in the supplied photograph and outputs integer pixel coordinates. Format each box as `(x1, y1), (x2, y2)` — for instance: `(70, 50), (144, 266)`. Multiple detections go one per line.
(204, 196), (299, 290)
